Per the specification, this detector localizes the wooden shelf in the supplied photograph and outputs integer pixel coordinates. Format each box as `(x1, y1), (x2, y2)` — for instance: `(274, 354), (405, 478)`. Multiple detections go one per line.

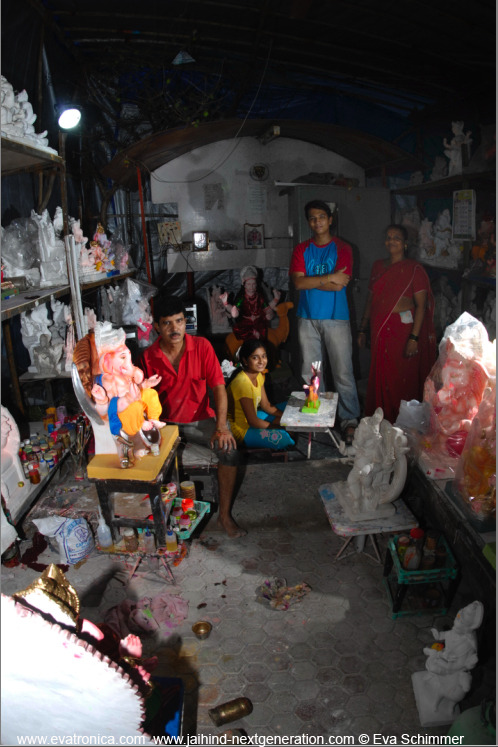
(1, 285), (71, 322)
(392, 169), (496, 197)
(1, 136), (63, 175)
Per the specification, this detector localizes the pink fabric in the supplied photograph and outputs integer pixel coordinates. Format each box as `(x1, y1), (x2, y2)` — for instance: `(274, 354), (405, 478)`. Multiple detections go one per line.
(104, 593), (189, 638)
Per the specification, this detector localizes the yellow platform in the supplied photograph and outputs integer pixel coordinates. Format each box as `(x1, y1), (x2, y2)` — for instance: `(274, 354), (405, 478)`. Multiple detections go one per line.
(87, 425), (179, 481)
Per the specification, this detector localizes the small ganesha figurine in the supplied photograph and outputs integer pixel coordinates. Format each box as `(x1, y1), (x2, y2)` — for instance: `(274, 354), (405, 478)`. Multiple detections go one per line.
(302, 361), (321, 413)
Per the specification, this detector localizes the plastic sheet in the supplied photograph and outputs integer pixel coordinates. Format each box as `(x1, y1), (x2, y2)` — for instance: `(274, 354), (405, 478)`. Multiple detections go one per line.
(419, 313), (495, 478)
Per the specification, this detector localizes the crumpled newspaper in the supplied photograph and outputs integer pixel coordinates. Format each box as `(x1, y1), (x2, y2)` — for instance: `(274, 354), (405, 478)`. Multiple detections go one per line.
(255, 577), (311, 611)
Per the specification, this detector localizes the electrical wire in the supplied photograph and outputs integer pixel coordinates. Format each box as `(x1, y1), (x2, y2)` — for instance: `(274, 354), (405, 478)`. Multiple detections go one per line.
(133, 38), (274, 185)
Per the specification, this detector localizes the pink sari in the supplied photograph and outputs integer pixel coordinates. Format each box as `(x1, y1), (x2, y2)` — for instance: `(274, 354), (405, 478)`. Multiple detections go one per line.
(365, 259), (436, 423)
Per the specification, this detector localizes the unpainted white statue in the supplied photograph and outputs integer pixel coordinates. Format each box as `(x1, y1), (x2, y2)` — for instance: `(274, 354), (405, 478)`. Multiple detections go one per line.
(1, 76), (52, 149)
(418, 218), (435, 258)
(443, 120), (472, 176)
(32, 333), (63, 375)
(21, 306), (52, 373)
(331, 408), (409, 521)
(412, 601), (484, 727)
(430, 155), (448, 182)
(50, 299), (67, 346)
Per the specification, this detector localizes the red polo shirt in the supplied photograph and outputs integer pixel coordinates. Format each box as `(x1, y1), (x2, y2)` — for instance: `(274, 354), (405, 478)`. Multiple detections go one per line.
(139, 334), (225, 424)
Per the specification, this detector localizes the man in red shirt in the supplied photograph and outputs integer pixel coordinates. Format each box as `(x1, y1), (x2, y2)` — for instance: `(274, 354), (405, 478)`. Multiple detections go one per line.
(139, 294), (244, 539)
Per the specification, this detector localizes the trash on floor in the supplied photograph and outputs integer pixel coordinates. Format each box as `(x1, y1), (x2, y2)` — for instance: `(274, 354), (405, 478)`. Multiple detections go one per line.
(255, 577), (311, 610)
(104, 592), (189, 638)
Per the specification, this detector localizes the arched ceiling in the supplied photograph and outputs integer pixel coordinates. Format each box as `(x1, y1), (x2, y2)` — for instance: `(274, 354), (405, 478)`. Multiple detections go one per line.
(101, 118), (424, 189)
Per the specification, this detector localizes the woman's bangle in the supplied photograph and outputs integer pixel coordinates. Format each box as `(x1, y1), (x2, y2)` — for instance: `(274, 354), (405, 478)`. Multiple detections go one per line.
(214, 429), (229, 437)
(408, 333), (419, 342)
(358, 330), (367, 335)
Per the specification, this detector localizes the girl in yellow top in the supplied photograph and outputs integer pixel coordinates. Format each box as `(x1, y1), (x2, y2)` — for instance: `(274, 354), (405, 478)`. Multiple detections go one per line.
(226, 339), (295, 451)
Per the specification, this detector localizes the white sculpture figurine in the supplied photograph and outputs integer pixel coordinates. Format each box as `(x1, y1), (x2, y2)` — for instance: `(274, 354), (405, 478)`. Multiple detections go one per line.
(21, 306), (52, 373)
(443, 121), (473, 176)
(412, 601), (484, 727)
(331, 408), (409, 521)
(33, 333), (63, 375)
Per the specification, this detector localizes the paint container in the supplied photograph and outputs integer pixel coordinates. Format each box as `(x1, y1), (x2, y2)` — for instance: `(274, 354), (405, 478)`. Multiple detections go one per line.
(180, 481), (196, 501)
(122, 527), (138, 552)
(208, 698), (253, 726)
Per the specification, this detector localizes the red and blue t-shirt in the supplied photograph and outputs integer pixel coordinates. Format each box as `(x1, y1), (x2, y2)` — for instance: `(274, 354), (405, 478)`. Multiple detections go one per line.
(289, 237), (353, 320)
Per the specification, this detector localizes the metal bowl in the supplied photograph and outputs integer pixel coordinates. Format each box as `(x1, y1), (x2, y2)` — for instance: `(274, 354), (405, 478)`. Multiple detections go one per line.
(192, 621), (212, 640)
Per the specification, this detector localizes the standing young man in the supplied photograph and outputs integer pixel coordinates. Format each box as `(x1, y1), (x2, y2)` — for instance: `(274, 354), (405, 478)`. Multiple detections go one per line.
(289, 199), (360, 445)
(139, 294), (244, 538)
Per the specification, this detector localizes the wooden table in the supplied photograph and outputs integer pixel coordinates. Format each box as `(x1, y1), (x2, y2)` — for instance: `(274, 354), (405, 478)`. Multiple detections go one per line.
(281, 391), (339, 458)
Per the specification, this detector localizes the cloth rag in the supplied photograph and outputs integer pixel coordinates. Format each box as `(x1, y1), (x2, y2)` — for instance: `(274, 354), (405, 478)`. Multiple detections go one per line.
(104, 593), (188, 638)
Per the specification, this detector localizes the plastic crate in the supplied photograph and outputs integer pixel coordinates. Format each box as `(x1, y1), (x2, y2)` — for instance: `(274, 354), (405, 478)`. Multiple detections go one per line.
(383, 534), (459, 619)
(173, 499), (211, 540)
(388, 534), (458, 583)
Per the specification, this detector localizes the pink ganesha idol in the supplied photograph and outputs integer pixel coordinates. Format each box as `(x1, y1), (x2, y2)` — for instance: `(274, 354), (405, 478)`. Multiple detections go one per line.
(91, 321), (165, 466)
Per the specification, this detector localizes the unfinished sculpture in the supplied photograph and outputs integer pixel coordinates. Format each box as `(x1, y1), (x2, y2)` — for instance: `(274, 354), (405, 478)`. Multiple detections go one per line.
(443, 121), (472, 176)
(21, 305), (52, 373)
(301, 361), (321, 413)
(90, 321), (165, 465)
(1, 75), (54, 150)
(331, 408), (409, 521)
(33, 333), (64, 375)
(412, 600), (484, 727)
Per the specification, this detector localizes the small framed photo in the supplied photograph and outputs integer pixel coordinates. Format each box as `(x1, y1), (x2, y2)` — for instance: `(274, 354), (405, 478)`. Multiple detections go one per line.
(192, 231), (209, 251)
(244, 223), (264, 249)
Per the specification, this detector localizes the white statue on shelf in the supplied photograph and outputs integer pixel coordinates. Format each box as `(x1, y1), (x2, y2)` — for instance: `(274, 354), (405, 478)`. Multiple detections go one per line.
(50, 298), (68, 346)
(21, 306), (52, 373)
(330, 408), (409, 521)
(433, 209), (462, 267)
(32, 333), (64, 375)
(443, 120), (473, 176)
(412, 601), (484, 727)
(430, 155), (448, 182)
(418, 217), (436, 259)
(1, 76), (52, 149)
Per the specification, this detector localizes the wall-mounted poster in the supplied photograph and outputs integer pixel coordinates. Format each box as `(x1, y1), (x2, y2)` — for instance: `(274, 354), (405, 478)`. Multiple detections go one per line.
(244, 223), (264, 249)
(452, 190), (476, 240)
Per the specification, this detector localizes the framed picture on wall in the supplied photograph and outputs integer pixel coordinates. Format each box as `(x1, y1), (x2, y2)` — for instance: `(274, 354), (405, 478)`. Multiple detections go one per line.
(192, 231), (209, 251)
(244, 223), (264, 249)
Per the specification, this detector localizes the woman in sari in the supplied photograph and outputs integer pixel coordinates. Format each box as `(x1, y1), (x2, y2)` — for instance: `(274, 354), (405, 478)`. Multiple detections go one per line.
(358, 224), (437, 423)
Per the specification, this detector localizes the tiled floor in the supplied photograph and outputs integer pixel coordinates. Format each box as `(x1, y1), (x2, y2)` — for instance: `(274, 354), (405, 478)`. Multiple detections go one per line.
(2, 445), (494, 741)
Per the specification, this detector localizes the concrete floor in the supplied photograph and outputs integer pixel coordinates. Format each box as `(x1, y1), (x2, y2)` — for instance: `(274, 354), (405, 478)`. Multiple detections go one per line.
(4, 440), (492, 742)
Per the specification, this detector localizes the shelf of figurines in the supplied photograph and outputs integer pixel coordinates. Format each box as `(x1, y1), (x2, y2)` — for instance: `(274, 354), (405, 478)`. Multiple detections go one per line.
(392, 169), (496, 197)
(1, 136), (63, 175)
(1, 270), (136, 323)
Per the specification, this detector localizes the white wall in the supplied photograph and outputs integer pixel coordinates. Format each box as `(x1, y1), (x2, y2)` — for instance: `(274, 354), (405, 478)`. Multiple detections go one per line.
(151, 136), (365, 251)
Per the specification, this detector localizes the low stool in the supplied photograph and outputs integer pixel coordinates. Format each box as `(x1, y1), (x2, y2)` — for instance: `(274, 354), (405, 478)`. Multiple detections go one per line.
(178, 441), (219, 504)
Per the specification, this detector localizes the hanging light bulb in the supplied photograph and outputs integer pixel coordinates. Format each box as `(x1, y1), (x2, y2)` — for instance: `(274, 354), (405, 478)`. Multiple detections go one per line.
(57, 104), (82, 130)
